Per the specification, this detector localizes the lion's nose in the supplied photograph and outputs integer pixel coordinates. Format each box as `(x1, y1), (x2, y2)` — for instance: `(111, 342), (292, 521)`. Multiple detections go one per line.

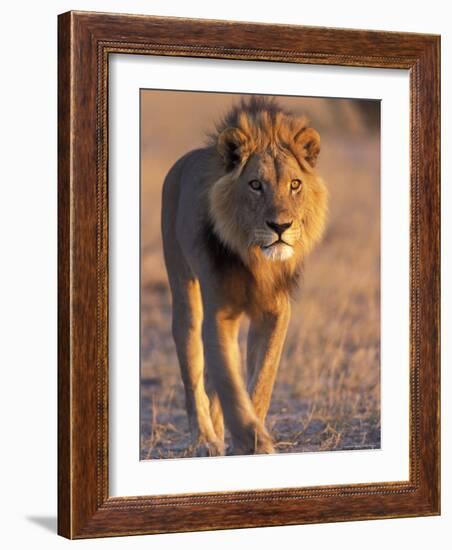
(266, 220), (293, 237)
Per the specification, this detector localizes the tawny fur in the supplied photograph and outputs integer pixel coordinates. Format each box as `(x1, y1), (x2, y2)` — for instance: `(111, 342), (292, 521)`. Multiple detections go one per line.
(161, 97), (328, 456)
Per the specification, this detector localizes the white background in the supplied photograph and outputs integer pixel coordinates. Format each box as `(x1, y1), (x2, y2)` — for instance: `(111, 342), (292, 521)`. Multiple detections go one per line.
(110, 56), (409, 496)
(0, 1), (449, 548)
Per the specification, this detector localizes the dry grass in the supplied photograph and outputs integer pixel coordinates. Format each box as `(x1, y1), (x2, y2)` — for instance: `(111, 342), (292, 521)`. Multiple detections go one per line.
(140, 92), (380, 459)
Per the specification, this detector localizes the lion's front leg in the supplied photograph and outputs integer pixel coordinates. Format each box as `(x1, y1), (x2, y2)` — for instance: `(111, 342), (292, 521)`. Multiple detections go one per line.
(247, 297), (291, 423)
(171, 280), (224, 457)
(203, 307), (274, 455)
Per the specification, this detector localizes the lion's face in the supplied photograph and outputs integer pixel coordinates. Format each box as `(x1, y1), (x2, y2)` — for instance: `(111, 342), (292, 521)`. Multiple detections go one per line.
(234, 151), (306, 262)
(209, 124), (328, 266)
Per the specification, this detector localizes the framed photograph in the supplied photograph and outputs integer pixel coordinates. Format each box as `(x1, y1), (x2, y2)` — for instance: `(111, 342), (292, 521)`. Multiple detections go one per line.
(58, 11), (440, 538)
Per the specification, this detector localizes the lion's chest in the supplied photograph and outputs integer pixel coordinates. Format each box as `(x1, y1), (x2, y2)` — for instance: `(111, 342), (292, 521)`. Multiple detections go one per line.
(201, 219), (299, 315)
(220, 265), (293, 317)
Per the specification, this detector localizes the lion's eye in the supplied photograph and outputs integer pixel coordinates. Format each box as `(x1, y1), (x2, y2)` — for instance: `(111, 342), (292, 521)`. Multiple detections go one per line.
(249, 179), (263, 192)
(290, 179), (302, 191)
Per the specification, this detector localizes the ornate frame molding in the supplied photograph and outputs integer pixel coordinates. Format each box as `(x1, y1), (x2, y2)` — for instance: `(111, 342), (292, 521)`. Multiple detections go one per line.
(58, 11), (440, 538)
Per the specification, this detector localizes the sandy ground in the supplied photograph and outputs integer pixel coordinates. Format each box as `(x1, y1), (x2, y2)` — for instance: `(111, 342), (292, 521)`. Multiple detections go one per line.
(140, 92), (380, 459)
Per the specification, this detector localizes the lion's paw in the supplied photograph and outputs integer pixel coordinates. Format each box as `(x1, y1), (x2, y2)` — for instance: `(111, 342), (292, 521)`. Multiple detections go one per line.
(255, 436), (275, 455)
(191, 438), (225, 458)
(233, 426), (275, 455)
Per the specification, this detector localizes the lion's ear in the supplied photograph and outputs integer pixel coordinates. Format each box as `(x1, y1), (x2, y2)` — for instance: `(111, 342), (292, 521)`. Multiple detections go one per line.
(217, 127), (248, 170)
(294, 127), (321, 167)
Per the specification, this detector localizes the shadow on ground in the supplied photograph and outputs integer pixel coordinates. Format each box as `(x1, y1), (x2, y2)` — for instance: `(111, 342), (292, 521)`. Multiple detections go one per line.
(26, 516), (57, 534)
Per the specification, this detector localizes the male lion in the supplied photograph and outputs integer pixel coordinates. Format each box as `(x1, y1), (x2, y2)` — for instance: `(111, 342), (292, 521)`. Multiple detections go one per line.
(161, 97), (328, 456)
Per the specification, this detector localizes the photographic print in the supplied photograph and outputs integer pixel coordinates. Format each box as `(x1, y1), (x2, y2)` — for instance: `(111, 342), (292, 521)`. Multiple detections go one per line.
(140, 91), (381, 460)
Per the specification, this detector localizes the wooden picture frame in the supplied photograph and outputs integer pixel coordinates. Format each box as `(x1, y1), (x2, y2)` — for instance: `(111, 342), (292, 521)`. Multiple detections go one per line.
(58, 10), (440, 539)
